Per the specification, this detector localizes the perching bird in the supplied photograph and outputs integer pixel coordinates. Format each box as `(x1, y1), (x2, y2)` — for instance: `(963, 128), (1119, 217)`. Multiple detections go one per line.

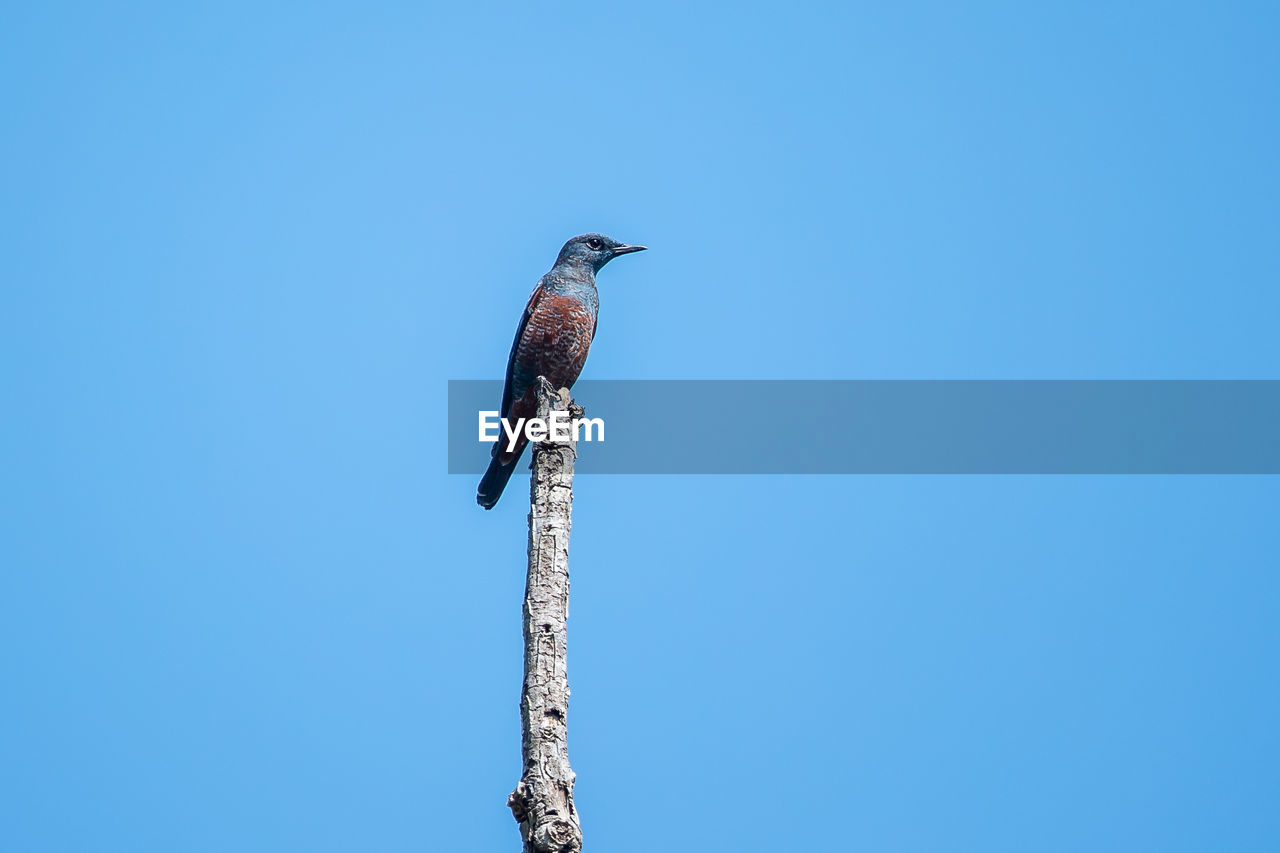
(477, 234), (646, 509)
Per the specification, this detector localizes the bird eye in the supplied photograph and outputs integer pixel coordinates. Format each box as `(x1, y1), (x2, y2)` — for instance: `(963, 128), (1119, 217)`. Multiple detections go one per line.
(587, 238), (602, 250)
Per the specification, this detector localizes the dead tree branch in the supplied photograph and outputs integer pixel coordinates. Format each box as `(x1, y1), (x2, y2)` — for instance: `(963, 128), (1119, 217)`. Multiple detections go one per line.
(508, 377), (583, 853)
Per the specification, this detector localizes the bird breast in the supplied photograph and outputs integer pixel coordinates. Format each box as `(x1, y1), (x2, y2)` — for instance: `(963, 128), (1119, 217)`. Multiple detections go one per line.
(517, 292), (597, 388)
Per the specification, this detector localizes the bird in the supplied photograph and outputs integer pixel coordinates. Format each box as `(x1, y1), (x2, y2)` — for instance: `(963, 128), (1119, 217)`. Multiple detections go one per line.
(477, 233), (646, 509)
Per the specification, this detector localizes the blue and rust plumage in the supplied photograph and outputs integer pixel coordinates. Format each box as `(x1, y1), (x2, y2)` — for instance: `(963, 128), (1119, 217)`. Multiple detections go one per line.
(477, 234), (646, 509)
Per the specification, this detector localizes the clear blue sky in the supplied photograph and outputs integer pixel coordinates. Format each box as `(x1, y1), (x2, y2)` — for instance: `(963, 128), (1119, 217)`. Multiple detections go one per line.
(3, 2), (1279, 851)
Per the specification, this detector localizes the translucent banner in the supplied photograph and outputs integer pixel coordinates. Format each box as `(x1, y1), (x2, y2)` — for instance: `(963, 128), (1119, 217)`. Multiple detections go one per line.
(448, 380), (1280, 474)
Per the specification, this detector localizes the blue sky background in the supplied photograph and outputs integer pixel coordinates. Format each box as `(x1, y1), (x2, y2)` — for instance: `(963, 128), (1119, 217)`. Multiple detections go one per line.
(3, 2), (1279, 850)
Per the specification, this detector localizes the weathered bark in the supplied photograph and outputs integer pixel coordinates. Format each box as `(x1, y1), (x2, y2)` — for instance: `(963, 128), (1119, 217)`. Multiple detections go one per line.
(508, 378), (583, 853)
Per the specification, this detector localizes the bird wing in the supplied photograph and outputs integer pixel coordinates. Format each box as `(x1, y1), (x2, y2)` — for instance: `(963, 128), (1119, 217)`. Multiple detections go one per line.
(500, 282), (545, 420)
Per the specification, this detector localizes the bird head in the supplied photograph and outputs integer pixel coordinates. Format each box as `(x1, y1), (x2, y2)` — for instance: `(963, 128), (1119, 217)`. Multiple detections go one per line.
(554, 233), (647, 273)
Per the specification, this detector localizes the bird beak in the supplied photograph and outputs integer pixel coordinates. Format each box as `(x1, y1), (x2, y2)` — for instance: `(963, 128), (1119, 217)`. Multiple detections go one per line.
(611, 244), (647, 256)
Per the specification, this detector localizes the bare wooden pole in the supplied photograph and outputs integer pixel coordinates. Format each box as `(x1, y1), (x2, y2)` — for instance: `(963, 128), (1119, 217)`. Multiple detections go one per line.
(508, 377), (583, 853)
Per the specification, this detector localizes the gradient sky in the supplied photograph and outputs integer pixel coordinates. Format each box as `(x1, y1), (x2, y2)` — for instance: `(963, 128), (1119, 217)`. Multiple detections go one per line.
(3, 2), (1279, 851)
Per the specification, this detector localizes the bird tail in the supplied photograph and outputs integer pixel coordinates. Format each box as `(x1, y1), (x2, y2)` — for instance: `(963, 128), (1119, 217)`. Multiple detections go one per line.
(477, 393), (537, 509)
(477, 447), (521, 509)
